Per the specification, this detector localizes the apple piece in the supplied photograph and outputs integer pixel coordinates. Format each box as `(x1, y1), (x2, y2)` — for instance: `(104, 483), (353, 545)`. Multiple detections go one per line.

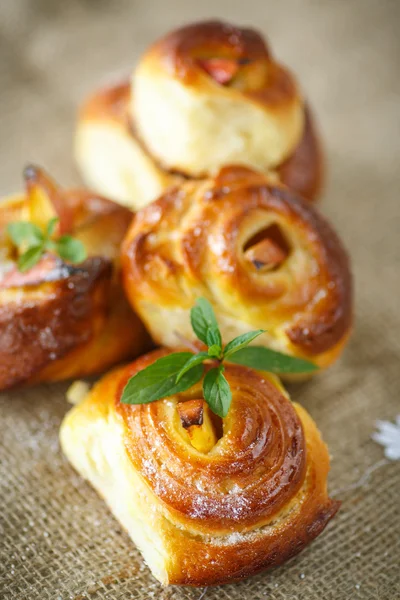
(197, 58), (239, 85)
(177, 398), (204, 428)
(244, 238), (287, 271)
(24, 165), (74, 234)
(177, 399), (218, 453)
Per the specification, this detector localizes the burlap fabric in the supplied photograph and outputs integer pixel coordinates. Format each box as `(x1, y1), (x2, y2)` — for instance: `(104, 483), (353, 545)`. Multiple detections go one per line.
(1, 1), (399, 598)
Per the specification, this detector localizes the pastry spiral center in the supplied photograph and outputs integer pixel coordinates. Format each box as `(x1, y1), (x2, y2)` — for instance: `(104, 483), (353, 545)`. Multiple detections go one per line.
(117, 359), (307, 534)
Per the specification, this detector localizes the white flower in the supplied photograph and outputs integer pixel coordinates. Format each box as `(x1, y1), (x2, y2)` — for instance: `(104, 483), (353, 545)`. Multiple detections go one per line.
(371, 415), (400, 460)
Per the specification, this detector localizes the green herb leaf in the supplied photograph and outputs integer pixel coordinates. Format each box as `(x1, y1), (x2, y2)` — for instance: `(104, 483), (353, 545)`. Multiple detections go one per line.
(206, 328), (222, 349)
(46, 216), (59, 237)
(121, 352), (204, 405)
(17, 245), (44, 272)
(45, 239), (56, 251)
(8, 216), (87, 273)
(223, 329), (265, 359)
(176, 352), (209, 383)
(227, 346), (318, 374)
(202, 366), (232, 418)
(7, 222), (44, 246)
(190, 298), (222, 347)
(208, 344), (222, 359)
(119, 298), (319, 419)
(56, 236), (87, 264)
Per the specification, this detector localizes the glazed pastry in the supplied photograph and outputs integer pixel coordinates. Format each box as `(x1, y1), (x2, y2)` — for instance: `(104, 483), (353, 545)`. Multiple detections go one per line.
(0, 166), (149, 391)
(75, 20), (323, 209)
(121, 167), (352, 371)
(60, 348), (339, 586)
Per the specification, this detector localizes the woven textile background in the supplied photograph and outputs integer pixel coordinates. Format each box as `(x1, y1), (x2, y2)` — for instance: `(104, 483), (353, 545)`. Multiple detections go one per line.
(0, 1), (399, 599)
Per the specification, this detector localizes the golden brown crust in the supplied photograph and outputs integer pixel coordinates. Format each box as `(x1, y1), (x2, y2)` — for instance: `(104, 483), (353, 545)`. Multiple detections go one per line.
(121, 167), (352, 367)
(172, 498), (339, 586)
(117, 351), (308, 533)
(146, 20), (297, 108)
(0, 168), (150, 390)
(31, 276), (148, 385)
(0, 257), (111, 389)
(278, 105), (324, 202)
(70, 348), (339, 585)
(79, 79), (322, 201)
(157, 20), (271, 65)
(78, 80), (131, 128)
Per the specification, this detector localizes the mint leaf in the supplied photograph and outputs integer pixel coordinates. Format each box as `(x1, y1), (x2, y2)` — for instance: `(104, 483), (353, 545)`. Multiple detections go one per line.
(7, 222), (44, 247)
(208, 344), (222, 359)
(8, 216), (87, 272)
(176, 352), (209, 383)
(223, 329), (265, 359)
(227, 346), (318, 374)
(119, 299), (319, 418)
(45, 239), (56, 251)
(124, 353), (192, 388)
(206, 328), (222, 349)
(190, 298), (222, 347)
(121, 352), (204, 404)
(46, 216), (59, 237)
(56, 236), (87, 264)
(17, 245), (44, 272)
(203, 366), (232, 418)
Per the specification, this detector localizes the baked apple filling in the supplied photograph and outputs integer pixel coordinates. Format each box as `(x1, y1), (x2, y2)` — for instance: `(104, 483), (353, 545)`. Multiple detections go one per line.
(243, 223), (290, 271)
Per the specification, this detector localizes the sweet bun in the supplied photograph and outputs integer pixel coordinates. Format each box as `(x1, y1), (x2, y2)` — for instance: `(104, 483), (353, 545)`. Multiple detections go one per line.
(133, 20), (305, 176)
(75, 20), (323, 209)
(0, 166), (149, 390)
(121, 167), (352, 371)
(75, 82), (183, 209)
(60, 348), (339, 586)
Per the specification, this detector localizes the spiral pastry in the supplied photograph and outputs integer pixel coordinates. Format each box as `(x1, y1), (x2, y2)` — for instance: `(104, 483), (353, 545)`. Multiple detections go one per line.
(0, 166), (149, 391)
(75, 20), (323, 209)
(60, 348), (339, 586)
(122, 167), (352, 371)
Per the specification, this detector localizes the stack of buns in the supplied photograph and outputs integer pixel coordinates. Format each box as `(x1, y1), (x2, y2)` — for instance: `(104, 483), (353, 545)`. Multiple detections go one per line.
(76, 21), (323, 210)
(1, 20), (353, 589)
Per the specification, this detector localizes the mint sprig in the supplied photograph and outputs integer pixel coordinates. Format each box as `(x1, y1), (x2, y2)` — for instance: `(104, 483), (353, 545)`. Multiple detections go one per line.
(7, 218), (87, 273)
(190, 297), (222, 355)
(202, 366), (232, 418)
(227, 346), (319, 374)
(121, 353), (204, 405)
(121, 298), (318, 418)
